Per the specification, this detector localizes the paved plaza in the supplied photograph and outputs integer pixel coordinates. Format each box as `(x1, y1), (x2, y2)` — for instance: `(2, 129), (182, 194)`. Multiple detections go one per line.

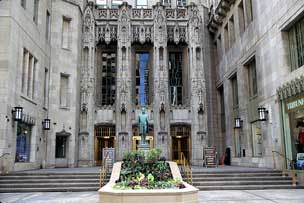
(0, 189), (304, 203)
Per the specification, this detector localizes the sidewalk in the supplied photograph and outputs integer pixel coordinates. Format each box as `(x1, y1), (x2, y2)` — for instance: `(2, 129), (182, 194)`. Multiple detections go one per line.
(1, 189), (304, 203)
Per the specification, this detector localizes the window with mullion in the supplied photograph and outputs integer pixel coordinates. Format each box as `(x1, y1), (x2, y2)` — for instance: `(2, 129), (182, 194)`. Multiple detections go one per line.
(289, 17), (304, 71)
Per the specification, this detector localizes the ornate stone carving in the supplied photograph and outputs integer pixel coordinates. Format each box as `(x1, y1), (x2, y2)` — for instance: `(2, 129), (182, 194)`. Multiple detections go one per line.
(174, 24), (180, 44)
(83, 6), (94, 45)
(177, 9), (186, 19)
(96, 25), (117, 44)
(109, 9), (119, 19)
(166, 9), (175, 19)
(277, 76), (304, 100)
(143, 9), (152, 18)
(132, 9), (141, 18)
(139, 24), (146, 44)
(96, 9), (107, 19)
(188, 5), (202, 45)
(118, 5), (131, 46)
(154, 6), (166, 45)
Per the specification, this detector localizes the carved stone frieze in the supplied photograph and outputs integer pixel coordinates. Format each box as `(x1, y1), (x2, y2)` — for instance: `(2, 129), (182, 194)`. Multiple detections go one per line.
(143, 9), (152, 19)
(96, 24), (117, 44)
(132, 9), (141, 18)
(166, 9), (175, 19)
(133, 25), (153, 44)
(277, 76), (304, 100)
(167, 25), (186, 44)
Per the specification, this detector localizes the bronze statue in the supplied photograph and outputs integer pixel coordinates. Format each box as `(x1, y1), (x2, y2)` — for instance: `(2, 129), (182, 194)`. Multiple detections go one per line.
(138, 108), (149, 145)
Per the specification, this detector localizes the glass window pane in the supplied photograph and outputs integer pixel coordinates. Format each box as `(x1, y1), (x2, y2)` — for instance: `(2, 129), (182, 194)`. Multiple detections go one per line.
(15, 123), (31, 162)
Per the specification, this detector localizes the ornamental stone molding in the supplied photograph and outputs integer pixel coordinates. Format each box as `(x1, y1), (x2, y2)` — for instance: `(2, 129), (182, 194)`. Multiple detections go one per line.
(277, 76), (304, 101)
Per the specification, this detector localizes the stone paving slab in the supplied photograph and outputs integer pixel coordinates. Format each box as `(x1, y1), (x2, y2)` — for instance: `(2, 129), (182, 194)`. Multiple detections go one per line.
(0, 190), (304, 203)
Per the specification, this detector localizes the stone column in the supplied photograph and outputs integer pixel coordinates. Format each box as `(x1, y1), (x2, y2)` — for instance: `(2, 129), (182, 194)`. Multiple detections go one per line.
(116, 2), (133, 160)
(78, 4), (95, 167)
(188, 4), (207, 166)
(152, 3), (170, 159)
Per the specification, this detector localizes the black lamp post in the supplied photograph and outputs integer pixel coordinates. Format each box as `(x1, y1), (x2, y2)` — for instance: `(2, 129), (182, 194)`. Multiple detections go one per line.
(42, 118), (51, 130)
(12, 106), (23, 121)
(258, 107), (268, 121)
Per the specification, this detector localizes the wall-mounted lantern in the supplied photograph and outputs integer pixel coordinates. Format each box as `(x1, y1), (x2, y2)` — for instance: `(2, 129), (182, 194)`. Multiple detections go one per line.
(234, 118), (242, 129)
(258, 107), (268, 121)
(42, 118), (51, 130)
(12, 106), (23, 121)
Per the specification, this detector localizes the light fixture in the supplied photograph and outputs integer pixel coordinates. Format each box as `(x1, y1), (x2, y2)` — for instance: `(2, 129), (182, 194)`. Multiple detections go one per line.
(234, 118), (242, 129)
(12, 106), (23, 121)
(258, 107), (268, 121)
(42, 118), (51, 130)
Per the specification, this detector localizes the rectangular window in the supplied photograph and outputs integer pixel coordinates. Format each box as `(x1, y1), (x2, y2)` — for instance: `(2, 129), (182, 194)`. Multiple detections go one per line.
(219, 86), (226, 132)
(27, 54), (33, 97)
(55, 136), (67, 158)
(161, 0), (172, 7)
(21, 0), (26, 9)
(43, 68), (49, 107)
(46, 10), (51, 41)
(247, 58), (257, 97)
(62, 17), (71, 50)
(231, 74), (239, 108)
(136, 0), (148, 8)
(224, 25), (229, 52)
(169, 52), (183, 105)
(15, 123), (32, 162)
(245, 0), (253, 24)
(177, 0), (186, 7)
(111, 0), (123, 8)
(97, 0), (107, 8)
(229, 16), (235, 46)
(238, 1), (245, 35)
(33, 0), (39, 23)
(135, 53), (150, 106)
(32, 59), (37, 99)
(21, 49), (28, 94)
(289, 17), (304, 71)
(21, 48), (37, 99)
(100, 53), (116, 106)
(60, 74), (69, 107)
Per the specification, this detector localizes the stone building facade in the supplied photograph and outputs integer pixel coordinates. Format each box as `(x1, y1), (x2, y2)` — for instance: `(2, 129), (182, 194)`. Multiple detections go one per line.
(208, 0), (304, 168)
(0, 0), (213, 171)
(2, 0), (303, 172)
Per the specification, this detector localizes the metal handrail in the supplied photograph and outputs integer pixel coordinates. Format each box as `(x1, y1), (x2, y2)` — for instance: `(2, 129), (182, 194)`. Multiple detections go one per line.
(99, 152), (110, 187)
(180, 152), (192, 184)
(272, 150), (297, 186)
(0, 153), (10, 175)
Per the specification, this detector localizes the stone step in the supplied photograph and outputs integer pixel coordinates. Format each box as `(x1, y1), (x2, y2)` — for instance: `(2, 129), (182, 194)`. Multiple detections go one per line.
(188, 173), (284, 177)
(0, 175), (107, 179)
(192, 180), (293, 186)
(0, 182), (100, 188)
(0, 178), (108, 184)
(0, 187), (100, 193)
(195, 185), (304, 190)
(190, 176), (292, 181)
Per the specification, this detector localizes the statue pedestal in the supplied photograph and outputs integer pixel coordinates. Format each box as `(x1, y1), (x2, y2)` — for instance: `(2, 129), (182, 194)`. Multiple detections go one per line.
(137, 143), (150, 154)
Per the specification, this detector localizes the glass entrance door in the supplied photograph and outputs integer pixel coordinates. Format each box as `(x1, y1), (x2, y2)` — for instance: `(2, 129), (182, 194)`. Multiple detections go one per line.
(172, 136), (190, 164)
(94, 126), (115, 166)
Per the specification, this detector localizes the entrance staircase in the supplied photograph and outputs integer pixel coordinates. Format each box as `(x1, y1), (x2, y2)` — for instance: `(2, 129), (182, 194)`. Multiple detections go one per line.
(0, 171), (110, 193)
(183, 168), (304, 190)
(0, 167), (303, 192)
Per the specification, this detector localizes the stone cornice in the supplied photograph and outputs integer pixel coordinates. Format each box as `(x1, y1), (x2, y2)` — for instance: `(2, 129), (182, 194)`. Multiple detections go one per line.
(277, 75), (304, 101)
(207, 0), (236, 34)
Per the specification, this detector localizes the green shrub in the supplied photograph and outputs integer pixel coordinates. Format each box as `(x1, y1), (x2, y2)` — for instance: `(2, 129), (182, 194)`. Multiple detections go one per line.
(114, 149), (185, 190)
